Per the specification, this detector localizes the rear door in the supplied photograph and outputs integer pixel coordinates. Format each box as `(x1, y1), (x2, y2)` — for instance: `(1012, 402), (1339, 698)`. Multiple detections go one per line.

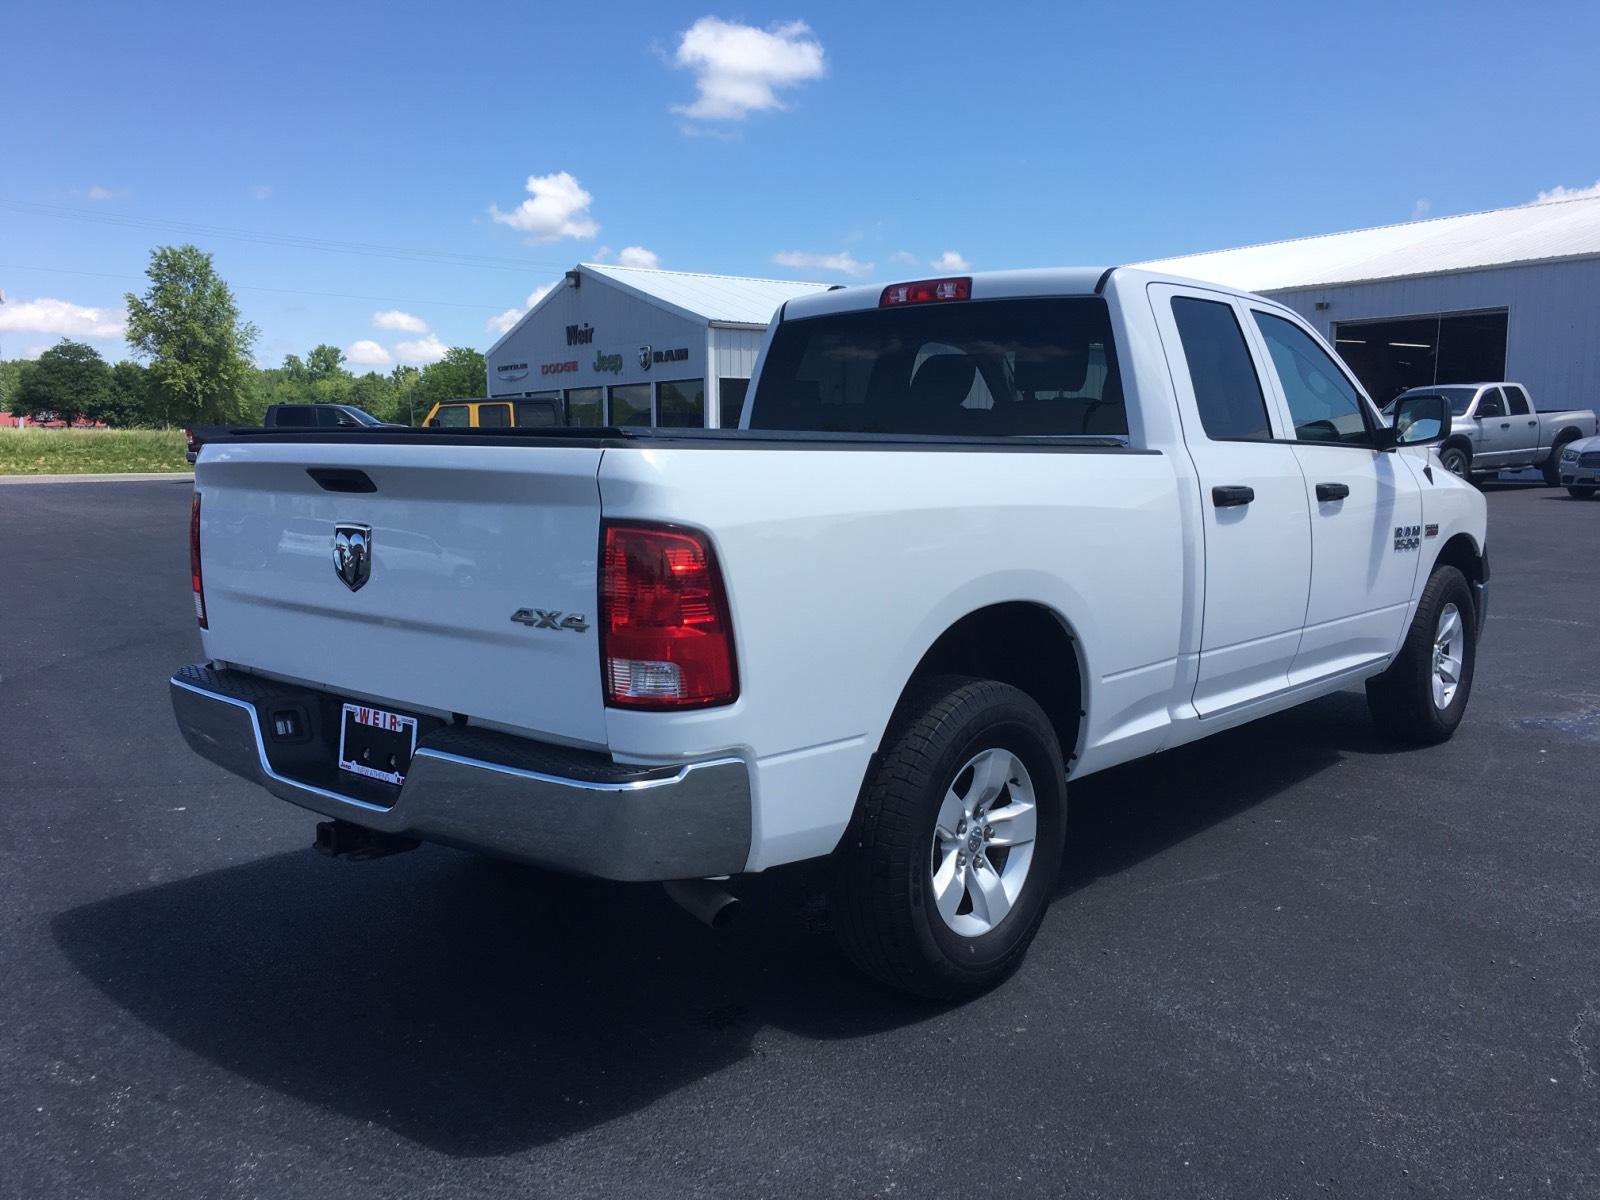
(1150, 283), (1311, 716)
(195, 440), (609, 746)
(1244, 306), (1424, 683)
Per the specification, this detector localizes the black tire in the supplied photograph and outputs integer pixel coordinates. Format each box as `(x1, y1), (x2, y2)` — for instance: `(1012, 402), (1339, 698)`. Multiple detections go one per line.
(1438, 444), (1471, 479)
(1544, 439), (1575, 487)
(1366, 565), (1477, 745)
(1569, 485), (1597, 500)
(830, 675), (1067, 999)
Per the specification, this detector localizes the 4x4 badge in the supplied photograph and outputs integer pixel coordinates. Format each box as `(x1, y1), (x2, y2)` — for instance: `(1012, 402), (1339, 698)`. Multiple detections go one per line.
(511, 608), (589, 633)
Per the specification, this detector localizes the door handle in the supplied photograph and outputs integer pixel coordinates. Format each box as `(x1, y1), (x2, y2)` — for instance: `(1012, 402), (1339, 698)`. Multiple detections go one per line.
(1212, 485), (1255, 507)
(1315, 482), (1350, 502)
(1527, 420), (1536, 426)
(1500, 422), (1511, 429)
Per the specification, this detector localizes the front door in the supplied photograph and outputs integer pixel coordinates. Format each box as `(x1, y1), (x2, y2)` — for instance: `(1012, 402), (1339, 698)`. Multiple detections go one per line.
(1245, 306), (1425, 682)
(1150, 284), (1312, 717)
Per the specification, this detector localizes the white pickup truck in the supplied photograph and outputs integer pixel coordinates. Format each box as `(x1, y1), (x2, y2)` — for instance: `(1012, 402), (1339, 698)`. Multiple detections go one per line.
(171, 268), (1488, 997)
(1383, 382), (1596, 484)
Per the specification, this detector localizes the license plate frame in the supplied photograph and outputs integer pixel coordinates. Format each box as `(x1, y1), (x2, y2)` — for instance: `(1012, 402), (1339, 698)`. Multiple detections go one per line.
(336, 703), (419, 786)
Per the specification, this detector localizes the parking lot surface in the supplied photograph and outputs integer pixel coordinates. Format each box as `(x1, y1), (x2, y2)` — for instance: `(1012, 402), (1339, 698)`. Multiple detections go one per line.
(2, 478), (1596, 1199)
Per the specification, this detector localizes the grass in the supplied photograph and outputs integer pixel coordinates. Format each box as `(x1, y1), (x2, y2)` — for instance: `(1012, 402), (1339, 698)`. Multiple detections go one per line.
(0, 427), (190, 475)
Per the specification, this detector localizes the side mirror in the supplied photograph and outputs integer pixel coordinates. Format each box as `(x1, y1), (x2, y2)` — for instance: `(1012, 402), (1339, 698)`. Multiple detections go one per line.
(1383, 393), (1451, 449)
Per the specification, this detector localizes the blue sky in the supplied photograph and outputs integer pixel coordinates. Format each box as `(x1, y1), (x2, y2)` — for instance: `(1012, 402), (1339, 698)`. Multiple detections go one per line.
(3, 0), (1598, 368)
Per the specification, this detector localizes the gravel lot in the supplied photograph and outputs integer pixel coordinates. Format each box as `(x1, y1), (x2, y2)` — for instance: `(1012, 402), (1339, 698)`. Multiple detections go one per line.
(2, 477), (1596, 1199)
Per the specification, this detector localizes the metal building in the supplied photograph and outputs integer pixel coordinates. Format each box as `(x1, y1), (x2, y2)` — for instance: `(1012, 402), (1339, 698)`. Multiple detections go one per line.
(483, 263), (832, 428)
(1140, 193), (1600, 409)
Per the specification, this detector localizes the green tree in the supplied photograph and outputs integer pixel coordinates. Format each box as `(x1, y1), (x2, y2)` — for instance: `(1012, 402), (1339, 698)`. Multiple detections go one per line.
(416, 347), (487, 410)
(14, 340), (111, 426)
(388, 364), (421, 424)
(0, 359), (32, 415)
(124, 244), (259, 426)
(98, 360), (155, 427)
(305, 343), (346, 381)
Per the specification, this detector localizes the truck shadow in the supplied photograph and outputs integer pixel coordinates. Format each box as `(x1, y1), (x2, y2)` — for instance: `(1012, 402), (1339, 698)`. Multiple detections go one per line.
(52, 690), (1396, 1157)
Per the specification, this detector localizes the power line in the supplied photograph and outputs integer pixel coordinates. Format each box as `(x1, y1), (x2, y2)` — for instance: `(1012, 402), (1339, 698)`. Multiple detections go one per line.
(0, 262), (510, 312)
(0, 197), (574, 275)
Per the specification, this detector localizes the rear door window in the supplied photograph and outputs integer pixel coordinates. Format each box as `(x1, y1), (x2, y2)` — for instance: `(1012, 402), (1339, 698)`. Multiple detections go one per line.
(433, 404), (471, 428)
(748, 298), (1125, 437)
(273, 405), (313, 426)
(1169, 297), (1273, 440)
(1502, 385), (1530, 415)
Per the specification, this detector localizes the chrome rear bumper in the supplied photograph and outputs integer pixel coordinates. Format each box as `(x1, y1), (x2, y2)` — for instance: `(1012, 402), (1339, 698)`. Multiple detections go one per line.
(169, 663), (752, 881)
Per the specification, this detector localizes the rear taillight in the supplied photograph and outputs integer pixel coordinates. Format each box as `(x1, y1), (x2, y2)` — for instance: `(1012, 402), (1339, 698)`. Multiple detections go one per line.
(183, 428), (196, 452)
(600, 521), (737, 709)
(880, 276), (972, 307)
(190, 492), (207, 628)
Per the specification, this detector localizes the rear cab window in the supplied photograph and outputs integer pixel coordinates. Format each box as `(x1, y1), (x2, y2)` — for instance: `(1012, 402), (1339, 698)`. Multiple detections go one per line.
(747, 298), (1125, 438)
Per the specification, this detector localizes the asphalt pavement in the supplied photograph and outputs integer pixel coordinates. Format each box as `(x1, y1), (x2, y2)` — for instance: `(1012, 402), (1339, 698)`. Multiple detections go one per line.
(1, 477), (1596, 1199)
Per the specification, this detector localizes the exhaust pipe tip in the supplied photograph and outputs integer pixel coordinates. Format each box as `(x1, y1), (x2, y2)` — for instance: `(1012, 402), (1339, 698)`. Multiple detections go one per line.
(663, 878), (741, 931)
(315, 819), (419, 861)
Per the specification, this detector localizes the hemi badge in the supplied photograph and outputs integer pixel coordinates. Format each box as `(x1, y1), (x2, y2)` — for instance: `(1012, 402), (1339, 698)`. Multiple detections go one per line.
(1425, 524), (1440, 538)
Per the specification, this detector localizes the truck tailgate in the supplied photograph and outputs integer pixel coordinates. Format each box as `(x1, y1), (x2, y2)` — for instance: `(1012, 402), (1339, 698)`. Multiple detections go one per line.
(194, 441), (607, 747)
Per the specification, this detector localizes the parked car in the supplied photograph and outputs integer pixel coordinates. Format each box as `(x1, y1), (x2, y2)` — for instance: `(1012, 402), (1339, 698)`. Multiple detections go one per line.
(1380, 383), (1595, 485)
(170, 268), (1487, 998)
(422, 396), (562, 428)
(184, 403), (404, 463)
(1556, 434), (1600, 498)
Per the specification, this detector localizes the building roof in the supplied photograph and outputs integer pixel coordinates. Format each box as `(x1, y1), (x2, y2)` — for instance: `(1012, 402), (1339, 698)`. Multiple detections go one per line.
(1136, 193), (1600, 292)
(582, 263), (834, 325)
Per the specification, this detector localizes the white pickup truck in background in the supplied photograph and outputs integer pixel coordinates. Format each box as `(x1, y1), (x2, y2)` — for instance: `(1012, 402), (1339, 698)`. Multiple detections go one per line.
(1383, 382), (1596, 484)
(171, 268), (1488, 997)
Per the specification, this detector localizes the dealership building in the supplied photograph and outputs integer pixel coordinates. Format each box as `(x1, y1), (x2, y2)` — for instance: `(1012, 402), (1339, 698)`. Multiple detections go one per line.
(483, 263), (832, 428)
(1141, 192), (1600, 409)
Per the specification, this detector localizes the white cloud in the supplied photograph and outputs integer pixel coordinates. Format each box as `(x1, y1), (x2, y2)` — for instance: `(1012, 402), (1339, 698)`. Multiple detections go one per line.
(345, 339), (392, 367)
(82, 185), (121, 201)
(489, 171), (599, 242)
(1530, 179), (1600, 204)
(616, 245), (660, 269)
(21, 344), (50, 360)
(395, 335), (449, 364)
(0, 296), (126, 339)
(891, 250), (919, 266)
(1411, 198), (1431, 219)
(772, 249), (872, 277)
(671, 18), (825, 122)
(930, 250), (972, 272)
(486, 282), (559, 336)
(372, 309), (428, 333)
(252, 184), (273, 201)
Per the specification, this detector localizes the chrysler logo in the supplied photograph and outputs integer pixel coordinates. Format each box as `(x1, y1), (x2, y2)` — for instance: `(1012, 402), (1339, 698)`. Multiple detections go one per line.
(332, 524), (373, 592)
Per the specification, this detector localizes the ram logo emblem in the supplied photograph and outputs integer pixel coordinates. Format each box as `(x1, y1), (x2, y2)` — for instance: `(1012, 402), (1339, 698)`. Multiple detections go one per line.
(332, 524), (373, 592)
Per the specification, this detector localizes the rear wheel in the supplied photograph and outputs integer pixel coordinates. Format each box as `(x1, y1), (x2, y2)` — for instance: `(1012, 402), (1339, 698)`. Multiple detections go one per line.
(830, 676), (1066, 999)
(1544, 439), (1575, 487)
(1569, 485), (1597, 500)
(1366, 566), (1477, 744)
(1438, 444), (1471, 479)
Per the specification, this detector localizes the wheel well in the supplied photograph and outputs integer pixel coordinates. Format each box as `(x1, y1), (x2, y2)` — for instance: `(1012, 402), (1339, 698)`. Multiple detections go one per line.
(1434, 532), (1485, 586)
(1440, 434), (1472, 458)
(900, 603), (1084, 763)
(1553, 427), (1581, 448)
